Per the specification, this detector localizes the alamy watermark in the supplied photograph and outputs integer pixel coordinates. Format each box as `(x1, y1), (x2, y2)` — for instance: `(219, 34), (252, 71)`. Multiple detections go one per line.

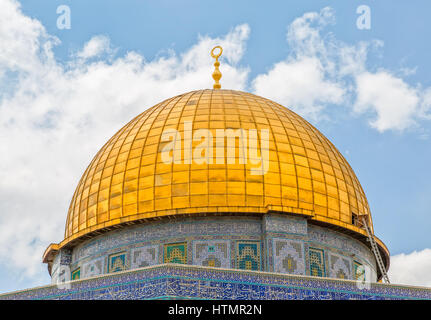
(161, 121), (269, 175)
(56, 5), (71, 30)
(356, 5), (371, 30)
(54, 265), (72, 290)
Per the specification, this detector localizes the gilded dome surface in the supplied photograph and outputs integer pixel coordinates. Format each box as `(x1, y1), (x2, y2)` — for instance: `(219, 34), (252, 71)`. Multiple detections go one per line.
(57, 89), (388, 253)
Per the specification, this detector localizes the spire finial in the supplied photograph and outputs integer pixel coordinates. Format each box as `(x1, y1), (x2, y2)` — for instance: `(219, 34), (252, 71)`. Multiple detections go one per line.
(211, 46), (223, 90)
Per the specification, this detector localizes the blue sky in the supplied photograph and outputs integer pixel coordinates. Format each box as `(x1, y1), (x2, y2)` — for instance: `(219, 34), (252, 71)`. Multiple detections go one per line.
(0, 0), (430, 293)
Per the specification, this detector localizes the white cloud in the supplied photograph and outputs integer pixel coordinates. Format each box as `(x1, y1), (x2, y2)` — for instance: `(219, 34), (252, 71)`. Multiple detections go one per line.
(252, 7), (355, 120)
(0, 0), (54, 74)
(76, 35), (113, 60)
(0, 0), (249, 282)
(420, 87), (431, 120)
(286, 7), (335, 58)
(389, 249), (431, 287)
(354, 71), (420, 132)
(253, 56), (345, 119)
(252, 6), (431, 131)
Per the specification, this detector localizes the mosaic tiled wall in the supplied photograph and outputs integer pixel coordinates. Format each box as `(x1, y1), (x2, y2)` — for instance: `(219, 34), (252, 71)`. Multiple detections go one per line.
(309, 248), (325, 277)
(329, 253), (351, 280)
(164, 243), (187, 264)
(71, 268), (80, 280)
(273, 239), (305, 275)
(237, 241), (261, 271)
(263, 214), (377, 281)
(108, 252), (127, 273)
(131, 245), (159, 269)
(50, 214), (377, 284)
(2, 264), (430, 300)
(82, 257), (104, 279)
(193, 240), (230, 268)
(354, 261), (364, 280)
(51, 249), (72, 284)
(308, 225), (376, 270)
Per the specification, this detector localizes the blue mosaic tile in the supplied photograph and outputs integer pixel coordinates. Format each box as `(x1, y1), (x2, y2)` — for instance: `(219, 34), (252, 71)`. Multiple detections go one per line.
(49, 215), (379, 284)
(1, 264), (430, 300)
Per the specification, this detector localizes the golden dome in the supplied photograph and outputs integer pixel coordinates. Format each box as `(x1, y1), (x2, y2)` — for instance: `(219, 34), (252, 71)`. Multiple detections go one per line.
(45, 89), (388, 261)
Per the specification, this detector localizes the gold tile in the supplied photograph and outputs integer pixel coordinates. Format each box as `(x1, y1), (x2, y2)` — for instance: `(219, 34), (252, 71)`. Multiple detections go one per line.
(209, 181), (226, 194)
(172, 183), (189, 196)
(247, 182), (263, 195)
(227, 181), (245, 194)
(189, 182), (207, 195)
